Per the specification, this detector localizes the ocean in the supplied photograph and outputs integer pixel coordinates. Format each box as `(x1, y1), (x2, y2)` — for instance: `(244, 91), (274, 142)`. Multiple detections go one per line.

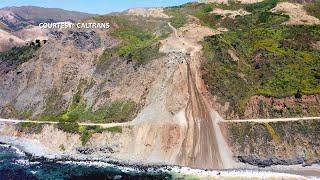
(0, 144), (172, 180)
(1, 144), (318, 180)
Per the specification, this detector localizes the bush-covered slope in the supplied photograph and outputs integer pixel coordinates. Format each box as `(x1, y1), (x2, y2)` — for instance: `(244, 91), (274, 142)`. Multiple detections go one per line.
(191, 0), (320, 118)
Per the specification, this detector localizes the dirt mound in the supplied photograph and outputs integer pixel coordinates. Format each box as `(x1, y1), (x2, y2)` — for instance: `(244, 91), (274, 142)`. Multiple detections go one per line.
(199, 0), (264, 4)
(160, 16), (217, 54)
(211, 8), (251, 19)
(311, 41), (320, 51)
(271, 2), (320, 25)
(127, 8), (170, 19)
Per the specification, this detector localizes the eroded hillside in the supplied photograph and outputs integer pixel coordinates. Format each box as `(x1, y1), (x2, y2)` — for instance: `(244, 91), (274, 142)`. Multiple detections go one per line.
(0, 0), (320, 172)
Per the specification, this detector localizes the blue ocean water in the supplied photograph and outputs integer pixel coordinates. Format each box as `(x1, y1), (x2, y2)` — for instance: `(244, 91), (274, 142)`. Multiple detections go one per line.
(0, 144), (172, 180)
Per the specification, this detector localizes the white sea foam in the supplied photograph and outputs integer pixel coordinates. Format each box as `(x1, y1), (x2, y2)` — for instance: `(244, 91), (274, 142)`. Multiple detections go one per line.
(30, 171), (38, 175)
(14, 159), (40, 166)
(56, 160), (317, 179)
(0, 143), (26, 156)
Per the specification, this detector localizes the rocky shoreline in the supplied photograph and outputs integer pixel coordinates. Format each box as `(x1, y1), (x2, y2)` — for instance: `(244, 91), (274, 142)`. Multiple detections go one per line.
(0, 141), (172, 175)
(237, 155), (320, 168)
(1, 139), (319, 179)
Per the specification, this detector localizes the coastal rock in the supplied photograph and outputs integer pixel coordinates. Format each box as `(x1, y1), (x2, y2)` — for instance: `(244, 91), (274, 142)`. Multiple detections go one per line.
(237, 155), (306, 167)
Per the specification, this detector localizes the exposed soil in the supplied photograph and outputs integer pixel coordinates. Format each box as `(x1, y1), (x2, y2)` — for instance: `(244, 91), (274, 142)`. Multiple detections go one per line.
(211, 8), (251, 19)
(271, 2), (320, 25)
(126, 8), (170, 19)
(199, 0), (264, 4)
(244, 94), (320, 119)
(0, 30), (26, 52)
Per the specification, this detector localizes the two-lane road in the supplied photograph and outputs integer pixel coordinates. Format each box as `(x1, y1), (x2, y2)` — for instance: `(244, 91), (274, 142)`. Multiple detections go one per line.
(0, 118), (130, 128)
(1, 116), (320, 127)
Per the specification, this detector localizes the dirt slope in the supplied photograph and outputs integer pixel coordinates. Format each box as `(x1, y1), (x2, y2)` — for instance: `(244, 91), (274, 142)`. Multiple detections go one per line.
(271, 2), (320, 25)
(13, 25), (49, 42)
(0, 30), (26, 52)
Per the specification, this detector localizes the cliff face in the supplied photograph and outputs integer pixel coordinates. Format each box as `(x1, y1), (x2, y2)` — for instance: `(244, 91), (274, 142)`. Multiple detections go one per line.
(0, 29), (105, 116)
(221, 120), (320, 167)
(244, 95), (320, 119)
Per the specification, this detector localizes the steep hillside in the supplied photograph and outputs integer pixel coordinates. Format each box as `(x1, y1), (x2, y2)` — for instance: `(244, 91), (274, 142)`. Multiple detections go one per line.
(167, 0), (320, 119)
(12, 25), (49, 42)
(0, 30), (26, 52)
(0, 13), (171, 122)
(0, 7), (236, 170)
(221, 119), (320, 166)
(0, 1), (319, 173)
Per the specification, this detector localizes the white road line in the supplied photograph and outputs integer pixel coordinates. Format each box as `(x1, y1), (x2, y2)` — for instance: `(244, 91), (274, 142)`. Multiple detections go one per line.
(220, 117), (320, 123)
(0, 118), (130, 128)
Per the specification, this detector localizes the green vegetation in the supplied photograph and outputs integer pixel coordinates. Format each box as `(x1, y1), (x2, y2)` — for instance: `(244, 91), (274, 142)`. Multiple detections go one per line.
(79, 125), (102, 145)
(105, 126), (122, 133)
(110, 18), (155, 57)
(37, 77), (138, 123)
(244, 0), (278, 12)
(164, 2), (245, 29)
(42, 88), (66, 117)
(56, 122), (79, 134)
(51, 85), (129, 145)
(0, 46), (39, 65)
(34, 88), (67, 122)
(59, 144), (66, 151)
(305, 0), (320, 19)
(227, 120), (320, 158)
(16, 122), (44, 134)
(165, 8), (187, 28)
(55, 124), (122, 145)
(263, 123), (281, 143)
(62, 99), (138, 123)
(97, 16), (168, 68)
(229, 122), (272, 152)
(198, 0), (320, 118)
(1, 104), (32, 119)
(40, 97), (138, 124)
(256, 100), (319, 118)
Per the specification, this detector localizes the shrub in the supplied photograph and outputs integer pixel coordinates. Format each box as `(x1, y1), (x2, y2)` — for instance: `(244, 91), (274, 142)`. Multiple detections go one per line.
(0, 46), (39, 64)
(59, 144), (66, 151)
(305, 1), (320, 19)
(165, 9), (187, 28)
(80, 130), (92, 146)
(16, 122), (44, 134)
(79, 125), (120, 145)
(105, 126), (122, 133)
(202, 5), (213, 13)
(56, 122), (80, 134)
(94, 100), (138, 123)
(245, 0), (278, 12)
